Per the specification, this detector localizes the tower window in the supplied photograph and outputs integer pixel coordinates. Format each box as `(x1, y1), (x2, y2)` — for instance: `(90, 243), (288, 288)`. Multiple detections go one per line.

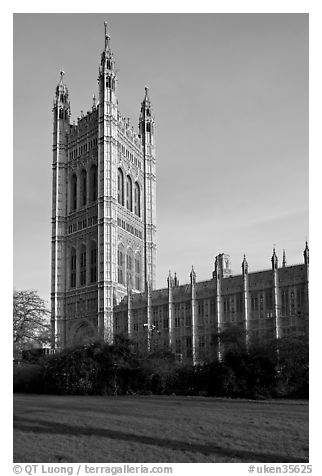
(81, 170), (87, 206)
(134, 182), (140, 217)
(127, 249), (134, 288)
(146, 123), (151, 132)
(70, 248), (76, 288)
(90, 242), (97, 283)
(126, 176), (133, 211)
(71, 174), (77, 211)
(90, 165), (97, 202)
(135, 252), (141, 291)
(80, 245), (86, 286)
(118, 168), (124, 205)
(118, 246), (125, 285)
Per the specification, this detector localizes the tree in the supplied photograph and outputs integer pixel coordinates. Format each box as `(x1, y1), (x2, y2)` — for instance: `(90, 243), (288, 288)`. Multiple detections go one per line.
(13, 289), (51, 358)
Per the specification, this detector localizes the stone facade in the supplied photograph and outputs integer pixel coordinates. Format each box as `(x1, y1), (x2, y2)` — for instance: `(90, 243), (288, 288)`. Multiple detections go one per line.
(51, 24), (156, 349)
(114, 247), (309, 364)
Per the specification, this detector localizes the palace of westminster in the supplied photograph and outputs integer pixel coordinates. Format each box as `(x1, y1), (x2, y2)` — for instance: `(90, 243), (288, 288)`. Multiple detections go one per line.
(51, 23), (309, 364)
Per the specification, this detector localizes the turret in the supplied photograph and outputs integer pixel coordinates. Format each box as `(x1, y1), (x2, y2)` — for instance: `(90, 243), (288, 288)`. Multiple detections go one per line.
(99, 21), (117, 103)
(167, 270), (174, 352)
(304, 241), (309, 267)
(214, 255), (223, 361)
(271, 248), (281, 339)
(242, 254), (250, 349)
(303, 241), (309, 336)
(139, 86), (157, 290)
(51, 70), (70, 350)
(271, 247), (278, 271)
(53, 70), (70, 122)
(97, 22), (119, 343)
(190, 266), (198, 365)
(282, 249), (287, 268)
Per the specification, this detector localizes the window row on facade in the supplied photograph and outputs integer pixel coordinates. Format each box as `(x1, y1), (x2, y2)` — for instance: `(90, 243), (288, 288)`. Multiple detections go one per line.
(69, 138), (98, 160)
(118, 168), (141, 216)
(118, 143), (142, 170)
(70, 242), (97, 289)
(68, 215), (98, 234)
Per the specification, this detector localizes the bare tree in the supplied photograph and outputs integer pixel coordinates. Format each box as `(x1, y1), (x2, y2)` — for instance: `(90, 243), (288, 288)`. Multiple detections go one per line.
(13, 289), (50, 357)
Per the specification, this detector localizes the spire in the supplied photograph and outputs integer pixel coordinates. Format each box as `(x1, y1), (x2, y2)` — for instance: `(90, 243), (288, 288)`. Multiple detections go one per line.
(304, 241), (309, 266)
(92, 94), (96, 111)
(190, 265), (196, 284)
(271, 248), (278, 271)
(100, 21), (115, 68)
(282, 249), (287, 268)
(167, 269), (173, 287)
(104, 21), (113, 52)
(143, 86), (151, 105)
(140, 86), (153, 116)
(55, 69), (68, 100)
(54, 70), (70, 119)
(242, 254), (248, 275)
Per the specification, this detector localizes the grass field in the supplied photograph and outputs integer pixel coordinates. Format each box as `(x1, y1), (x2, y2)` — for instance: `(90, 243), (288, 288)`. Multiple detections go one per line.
(13, 394), (309, 463)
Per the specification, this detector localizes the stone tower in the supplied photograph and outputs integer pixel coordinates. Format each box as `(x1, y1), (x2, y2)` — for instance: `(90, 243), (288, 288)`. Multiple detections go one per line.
(51, 23), (157, 350)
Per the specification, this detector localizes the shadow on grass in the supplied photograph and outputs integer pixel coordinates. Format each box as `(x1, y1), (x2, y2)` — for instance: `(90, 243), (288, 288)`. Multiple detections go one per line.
(13, 415), (308, 463)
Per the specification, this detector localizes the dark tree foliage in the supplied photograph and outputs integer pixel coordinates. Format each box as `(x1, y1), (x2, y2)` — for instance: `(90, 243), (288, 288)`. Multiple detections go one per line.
(13, 330), (309, 399)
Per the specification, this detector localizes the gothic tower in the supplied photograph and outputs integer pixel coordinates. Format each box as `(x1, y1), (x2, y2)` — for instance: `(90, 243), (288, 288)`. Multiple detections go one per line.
(51, 23), (157, 350)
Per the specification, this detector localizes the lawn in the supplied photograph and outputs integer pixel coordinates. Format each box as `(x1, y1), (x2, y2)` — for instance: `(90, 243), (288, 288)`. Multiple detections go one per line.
(13, 394), (309, 463)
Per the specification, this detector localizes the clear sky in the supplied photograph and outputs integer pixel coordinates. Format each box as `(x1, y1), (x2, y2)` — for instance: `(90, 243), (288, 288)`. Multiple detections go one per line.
(13, 13), (308, 302)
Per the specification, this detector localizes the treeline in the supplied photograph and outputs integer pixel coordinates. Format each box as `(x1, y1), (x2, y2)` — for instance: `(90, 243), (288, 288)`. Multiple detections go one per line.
(13, 331), (308, 399)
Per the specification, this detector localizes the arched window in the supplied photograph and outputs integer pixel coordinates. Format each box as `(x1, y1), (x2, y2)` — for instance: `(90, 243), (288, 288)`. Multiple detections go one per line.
(80, 170), (87, 206)
(71, 174), (77, 211)
(126, 176), (132, 211)
(135, 252), (142, 291)
(90, 241), (97, 283)
(118, 168), (124, 205)
(80, 244), (86, 286)
(118, 245), (125, 285)
(127, 248), (134, 288)
(90, 165), (97, 202)
(70, 247), (77, 288)
(134, 182), (140, 217)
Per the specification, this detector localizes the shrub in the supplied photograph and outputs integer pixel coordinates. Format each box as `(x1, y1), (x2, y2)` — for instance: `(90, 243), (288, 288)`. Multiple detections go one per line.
(13, 363), (44, 393)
